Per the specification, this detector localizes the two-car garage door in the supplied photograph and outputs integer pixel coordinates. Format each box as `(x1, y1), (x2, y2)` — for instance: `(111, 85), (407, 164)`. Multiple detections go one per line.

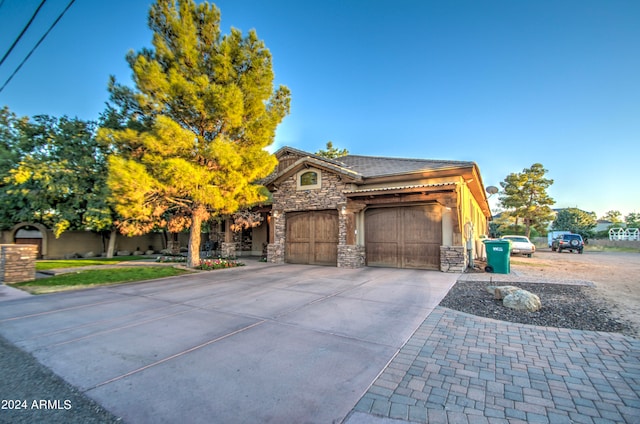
(365, 205), (442, 270)
(285, 205), (442, 269)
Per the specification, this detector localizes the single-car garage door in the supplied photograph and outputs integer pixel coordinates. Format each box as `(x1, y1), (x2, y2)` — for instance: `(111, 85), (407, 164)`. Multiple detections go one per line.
(365, 205), (442, 270)
(285, 210), (338, 266)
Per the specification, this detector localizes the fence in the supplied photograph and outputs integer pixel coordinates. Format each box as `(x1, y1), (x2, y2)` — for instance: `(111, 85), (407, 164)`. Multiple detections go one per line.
(609, 228), (640, 241)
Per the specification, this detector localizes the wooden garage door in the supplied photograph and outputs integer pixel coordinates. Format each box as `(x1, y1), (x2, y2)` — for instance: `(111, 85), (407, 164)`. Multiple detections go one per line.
(285, 210), (338, 266)
(365, 205), (442, 270)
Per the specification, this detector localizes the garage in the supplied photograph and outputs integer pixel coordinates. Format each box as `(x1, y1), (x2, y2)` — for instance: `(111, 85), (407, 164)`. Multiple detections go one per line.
(285, 210), (339, 265)
(365, 205), (442, 270)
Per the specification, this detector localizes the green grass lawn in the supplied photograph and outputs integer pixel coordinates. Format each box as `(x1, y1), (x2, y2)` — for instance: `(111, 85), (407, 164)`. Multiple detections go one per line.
(12, 266), (191, 294)
(36, 256), (146, 271)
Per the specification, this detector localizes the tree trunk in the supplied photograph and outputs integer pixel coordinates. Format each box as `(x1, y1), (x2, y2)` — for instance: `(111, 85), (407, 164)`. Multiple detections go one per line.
(187, 205), (208, 267)
(106, 228), (117, 258)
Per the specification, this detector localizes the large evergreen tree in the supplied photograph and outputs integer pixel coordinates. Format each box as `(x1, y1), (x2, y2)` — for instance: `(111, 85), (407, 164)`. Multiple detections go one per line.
(99, 0), (290, 267)
(498, 163), (555, 238)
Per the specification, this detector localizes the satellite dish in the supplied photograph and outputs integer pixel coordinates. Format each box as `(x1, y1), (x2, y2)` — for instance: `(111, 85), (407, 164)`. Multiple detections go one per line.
(486, 186), (499, 195)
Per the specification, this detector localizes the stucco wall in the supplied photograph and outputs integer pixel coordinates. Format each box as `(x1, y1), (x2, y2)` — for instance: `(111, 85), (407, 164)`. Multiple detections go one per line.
(458, 182), (490, 261)
(1, 228), (168, 259)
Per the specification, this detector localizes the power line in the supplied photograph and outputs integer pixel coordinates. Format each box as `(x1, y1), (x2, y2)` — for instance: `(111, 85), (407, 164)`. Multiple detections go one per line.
(0, 0), (48, 68)
(0, 0), (76, 94)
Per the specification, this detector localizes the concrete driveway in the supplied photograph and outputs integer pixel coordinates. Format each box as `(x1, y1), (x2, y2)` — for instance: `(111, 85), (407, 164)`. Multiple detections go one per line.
(0, 260), (457, 423)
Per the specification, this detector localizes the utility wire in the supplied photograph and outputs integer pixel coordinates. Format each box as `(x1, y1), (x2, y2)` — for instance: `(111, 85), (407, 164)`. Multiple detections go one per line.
(0, 0), (76, 94)
(0, 0), (48, 68)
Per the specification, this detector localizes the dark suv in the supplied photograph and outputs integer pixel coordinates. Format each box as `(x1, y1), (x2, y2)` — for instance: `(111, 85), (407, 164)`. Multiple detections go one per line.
(551, 233), (584, 254)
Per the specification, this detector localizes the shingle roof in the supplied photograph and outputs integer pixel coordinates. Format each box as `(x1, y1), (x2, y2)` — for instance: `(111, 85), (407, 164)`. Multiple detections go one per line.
(337, 155), (475, 178)
(268, 147), (476, 182)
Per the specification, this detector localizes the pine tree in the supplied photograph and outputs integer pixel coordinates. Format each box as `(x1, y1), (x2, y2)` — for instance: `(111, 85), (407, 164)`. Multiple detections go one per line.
(499, 163), (555, 238)
(316, 141), (349, 159)
(99, 0), (290, 267)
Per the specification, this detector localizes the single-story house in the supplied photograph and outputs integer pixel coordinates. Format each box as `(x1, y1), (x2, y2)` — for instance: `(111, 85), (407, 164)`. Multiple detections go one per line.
(4, 147), (492, 269)
(260, 147), (491, 272)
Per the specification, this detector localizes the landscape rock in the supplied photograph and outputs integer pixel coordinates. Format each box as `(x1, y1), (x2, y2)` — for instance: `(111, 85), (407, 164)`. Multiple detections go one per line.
(486, 285), (521, 300)
(440, 281), (633, 335)
(503, 289), (542, 312)
(84, 251), (96, 258)
(116, 250), (131, 256)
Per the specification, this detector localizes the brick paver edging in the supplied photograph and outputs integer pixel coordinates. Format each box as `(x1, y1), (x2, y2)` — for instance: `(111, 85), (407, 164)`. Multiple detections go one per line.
(353, 306), (640, 423)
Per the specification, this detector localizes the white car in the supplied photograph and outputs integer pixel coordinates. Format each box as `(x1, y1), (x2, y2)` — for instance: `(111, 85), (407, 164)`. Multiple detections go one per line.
(501, 235), (535, 257)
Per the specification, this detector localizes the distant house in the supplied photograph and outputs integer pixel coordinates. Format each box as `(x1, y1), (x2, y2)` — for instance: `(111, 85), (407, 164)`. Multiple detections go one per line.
(260, 147), (491, 272)
(595, 219), (620, 233)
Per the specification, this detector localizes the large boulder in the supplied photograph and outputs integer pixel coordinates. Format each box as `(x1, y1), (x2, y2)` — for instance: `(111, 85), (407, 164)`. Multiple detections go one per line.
(503, 289), (542, 312)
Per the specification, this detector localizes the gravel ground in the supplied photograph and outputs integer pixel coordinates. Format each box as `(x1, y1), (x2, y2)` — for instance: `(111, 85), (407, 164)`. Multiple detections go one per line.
(0, 335), (122, 424)
(439, 280), (636, 336)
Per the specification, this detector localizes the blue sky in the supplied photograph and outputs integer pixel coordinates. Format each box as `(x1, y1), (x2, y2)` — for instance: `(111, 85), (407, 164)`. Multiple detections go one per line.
(1, 0), (638, 218)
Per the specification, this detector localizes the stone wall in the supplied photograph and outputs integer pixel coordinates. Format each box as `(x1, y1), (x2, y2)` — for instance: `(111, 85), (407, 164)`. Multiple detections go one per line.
(1, 244), (38, 284)
(271, 171), (347, 211)
(440, 246), (466, 273)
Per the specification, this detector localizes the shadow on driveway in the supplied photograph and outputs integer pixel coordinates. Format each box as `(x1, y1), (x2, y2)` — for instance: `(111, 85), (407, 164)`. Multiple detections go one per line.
(0, 260), (458, 423)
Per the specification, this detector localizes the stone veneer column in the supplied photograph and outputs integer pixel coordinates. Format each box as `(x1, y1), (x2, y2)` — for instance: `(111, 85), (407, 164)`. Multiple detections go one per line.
(267, 211), (285, 263)
(336, 207), (365, 268)
(337, 245), (365, 268)
(1, 244), (38, 283)
(220, 242), (238, 259)
(440, 246), (466, 272)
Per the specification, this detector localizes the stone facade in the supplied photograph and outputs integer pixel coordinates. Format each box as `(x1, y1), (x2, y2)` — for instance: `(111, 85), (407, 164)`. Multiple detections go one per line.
(1, 244), (38, 284)
(268, 171), (364, 267)
(440, 246), (466, 273)
(220, 242), (239, 259)
(272, 170), (347, 211)
(267, 212), (286, 263)
(337, 245), (365, 268)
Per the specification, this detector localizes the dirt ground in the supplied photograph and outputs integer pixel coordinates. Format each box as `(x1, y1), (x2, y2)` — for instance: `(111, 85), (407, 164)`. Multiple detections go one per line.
(509, 248), (640, 337)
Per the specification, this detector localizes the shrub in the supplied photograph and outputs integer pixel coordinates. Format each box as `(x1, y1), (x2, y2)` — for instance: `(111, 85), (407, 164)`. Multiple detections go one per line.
(197, 258), (244, 270)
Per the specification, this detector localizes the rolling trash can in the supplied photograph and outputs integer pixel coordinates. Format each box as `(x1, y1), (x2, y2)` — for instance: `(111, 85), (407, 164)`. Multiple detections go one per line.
(482, 239), (511, 274)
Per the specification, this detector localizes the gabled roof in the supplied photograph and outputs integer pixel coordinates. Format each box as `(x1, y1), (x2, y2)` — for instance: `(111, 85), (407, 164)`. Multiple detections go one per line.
(263, 147), (361, 186)
(266, 146), (491, 217)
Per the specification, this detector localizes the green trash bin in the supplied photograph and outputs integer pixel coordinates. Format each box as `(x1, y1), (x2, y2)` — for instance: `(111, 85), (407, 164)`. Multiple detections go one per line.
(482, 239), (511, 274)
